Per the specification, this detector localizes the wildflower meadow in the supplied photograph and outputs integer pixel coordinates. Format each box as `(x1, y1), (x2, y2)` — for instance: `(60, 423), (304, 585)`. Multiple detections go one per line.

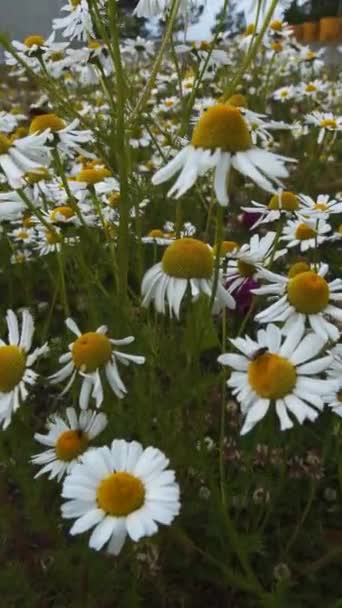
(0, 0), (342, 605)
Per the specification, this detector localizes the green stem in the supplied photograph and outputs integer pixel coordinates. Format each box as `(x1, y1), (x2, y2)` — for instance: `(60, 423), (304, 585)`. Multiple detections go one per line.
(108, 0), (131, 302)
(129, 0), (182, 125)
(223, 0), (280, 100)
(57, 245), (69, 316)
(210, 205), (224, 309)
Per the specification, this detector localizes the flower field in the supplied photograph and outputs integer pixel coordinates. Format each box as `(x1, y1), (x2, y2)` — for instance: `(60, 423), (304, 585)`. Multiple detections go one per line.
(0, 0), (342, 606)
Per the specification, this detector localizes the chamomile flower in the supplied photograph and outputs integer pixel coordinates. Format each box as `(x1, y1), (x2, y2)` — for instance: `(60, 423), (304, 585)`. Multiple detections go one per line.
(0, 131), (50, 189)
(273, 85), (296, 102)
(53, 0), (94, 41)
(32, 407), (108, 481)
(50, 318), (145, 409)
(306, 111), (342, 143)
(61, 440), (180, 555)
(152, 103), (293, 206)
(0, 309), (48, 430)
(29, 114), (92, 158)
(254, 264), (342, 342)
(298, 194), (342, 220)
(141, 238), (235, 318)
(243, 190), (300, 227)
(281, 217), (332, 251)
(224, 232), (286, 294)
(218, 322), (337, 435)
(300, 80), (327, 99)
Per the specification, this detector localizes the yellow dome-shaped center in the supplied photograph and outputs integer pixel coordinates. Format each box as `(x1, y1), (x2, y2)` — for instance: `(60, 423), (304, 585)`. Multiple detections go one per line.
(314, 202), (328, 211)
(295, 223), (316, 241)
(25, 168), (49, 184)
(191, 104), (252, 152)
(287, 271), (330, 314)
(76, 167), (111, 184)
(213, 240), (239, 257)
(287, 261), (310, 278)
(305, 84), (317, 93)
(55, 429), (88, 461)
(320, 118), (337, 129)
(244, 24), (256, 36)
(0, 133), (12, 155)
(72, 332), (112, 372)
(148, 229), (164, 238)
(50, 206), (75, 222)
(30, 113), (66, 134)
(45, 229), (62, 245)
(248, 352), (296, 399)
(0, 345), (26, 393)
(268, 191), (299, 211)
(270, 19), (283, 31)
(96, 472), (145, 516)
(227, 94), (248, 108)
(24, 35), (45, 48)
(238, 260), (255, 277)
(162, 238), (213, 279)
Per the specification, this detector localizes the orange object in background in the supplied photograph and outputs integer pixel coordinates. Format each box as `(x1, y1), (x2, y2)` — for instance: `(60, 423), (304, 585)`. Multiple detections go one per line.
(291, 24), (304, 41)
(320, 16), (340, 42)
(303, 21), (320, 42)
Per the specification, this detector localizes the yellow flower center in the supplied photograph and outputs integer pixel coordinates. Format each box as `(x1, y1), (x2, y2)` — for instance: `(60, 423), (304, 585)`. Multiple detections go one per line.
(271, 41), (283, 52)
(0, 133), (12, 154)
(338, 224), (342, 235)
(0, 345), (26, 392)
(72, 332), (112, 372)
(55, 430), (88, 461)
(23, 216), (34, 228)
(268, 191), (299, 211)
(25, 168), (50, 184)
(45, 229), (61, 245)
(50, 206), (75, 222)
(12, 127), (28, 140)
(270, 20), (283, 31)
(107, 192), (120, 207)
(148, 229), (164, 238)
(191, 104), (252, 152)
(50, 51), (64, 62)
(16, 230), (29, 240)
(248, 352), (296, 399)
(29, 113), (66, 134)
(287, 271), (330, 314)
(320, 118), (337, 129)
(306, 51), (316, 60)
(88, 39), (102, 50)
(76, 167), (111, 184)
(244, 24), (256, 36)
(314, 202), (328, 211)
(295, 223), (316, 241)
(96, 472), (145, 516)
(288, 261), (310, 278)
(227, 94), (248, 108)
(280, 90), (289, 98)
(305, 84), (317, 93)
(198, 41), (210, 51)
(237, 260), (255, 277)
(337, 390), (342, 403)
(24, 35), (45, 48)
(213, 240), (238, 256)
(70, 0), (81, 6)
(162, 238), (213, 279)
